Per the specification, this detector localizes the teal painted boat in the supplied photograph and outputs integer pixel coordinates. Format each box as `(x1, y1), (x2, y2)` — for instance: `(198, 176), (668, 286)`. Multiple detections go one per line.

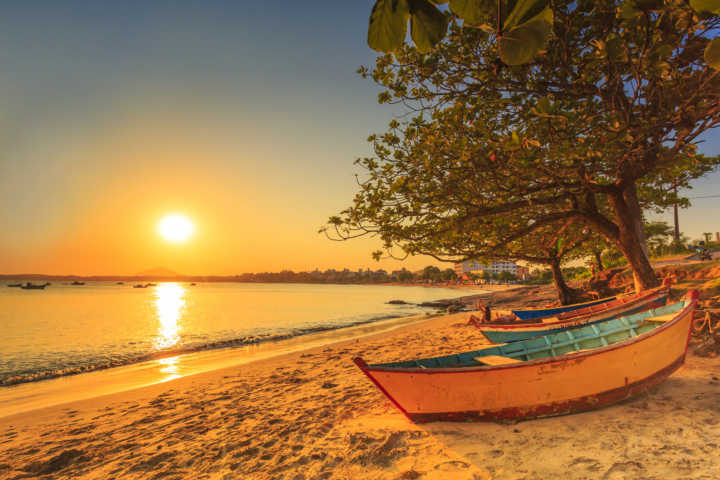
(382, 299), (687, 369)
(473, 284), (670, 343)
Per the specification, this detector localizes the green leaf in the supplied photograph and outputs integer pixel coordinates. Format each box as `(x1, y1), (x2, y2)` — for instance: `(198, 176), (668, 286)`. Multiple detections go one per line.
(449, 0), (492, 27)
(537, 96), (551, 114)
(689, 0), (720, 14)
(605, 35), (625, 62)
(368, 0), (410, 53)
(620, 0), (665, 18)
(619, 0), (641, 19)
(634, 0), (663, 9)
(409, 0), (448, 52)
(503, 0), (548, 31)
(705, 38), (720, 70)
(499, 7), (553, 65)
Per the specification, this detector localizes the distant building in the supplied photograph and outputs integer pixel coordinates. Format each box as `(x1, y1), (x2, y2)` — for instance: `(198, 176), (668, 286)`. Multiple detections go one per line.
(454, 260), (527, 279)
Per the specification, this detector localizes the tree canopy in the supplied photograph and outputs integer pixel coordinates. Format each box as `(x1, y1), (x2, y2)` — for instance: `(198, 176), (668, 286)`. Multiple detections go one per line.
(367, 0), (720, 69)
(327, 2), (720, 293)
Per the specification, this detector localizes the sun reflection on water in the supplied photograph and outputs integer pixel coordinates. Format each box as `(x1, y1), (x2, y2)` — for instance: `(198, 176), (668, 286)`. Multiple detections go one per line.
(157, 356), (181, 382)
(153, 283), (185, 350)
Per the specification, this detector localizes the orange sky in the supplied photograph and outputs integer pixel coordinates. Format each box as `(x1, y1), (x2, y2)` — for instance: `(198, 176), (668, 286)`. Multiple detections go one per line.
(1, 2), (717, 276)
(1, 103), (439, 276)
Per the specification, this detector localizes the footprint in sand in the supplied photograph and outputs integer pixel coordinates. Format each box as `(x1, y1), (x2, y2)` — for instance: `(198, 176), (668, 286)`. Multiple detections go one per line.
(570, 457), (602, 472)
(602, 461), (644, 479)
(488, 449), (504, 458)
(434, 460), (470, 471)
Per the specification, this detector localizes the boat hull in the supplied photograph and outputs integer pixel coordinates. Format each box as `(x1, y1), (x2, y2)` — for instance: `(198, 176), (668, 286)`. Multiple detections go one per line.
(356, 296), (695, 423)
(478, 290), (668, 343)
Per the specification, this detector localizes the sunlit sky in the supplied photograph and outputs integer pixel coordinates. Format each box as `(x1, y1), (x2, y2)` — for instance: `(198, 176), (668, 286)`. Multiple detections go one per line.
(1, 1), (718, 276)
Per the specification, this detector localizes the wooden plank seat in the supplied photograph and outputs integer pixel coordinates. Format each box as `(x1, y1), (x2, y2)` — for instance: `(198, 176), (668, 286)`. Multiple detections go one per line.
(474, 355), (522, 366)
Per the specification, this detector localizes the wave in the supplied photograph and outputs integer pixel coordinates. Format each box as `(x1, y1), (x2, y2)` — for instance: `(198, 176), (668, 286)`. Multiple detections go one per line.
(0, 314), (405, 387)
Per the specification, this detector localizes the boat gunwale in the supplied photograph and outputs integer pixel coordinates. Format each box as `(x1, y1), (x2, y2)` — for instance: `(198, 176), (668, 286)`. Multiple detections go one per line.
(510, 294), (617, 317)
(356, 291), (698, 375)
(554, 282), (669, 321)
(479, 286), (669, 332)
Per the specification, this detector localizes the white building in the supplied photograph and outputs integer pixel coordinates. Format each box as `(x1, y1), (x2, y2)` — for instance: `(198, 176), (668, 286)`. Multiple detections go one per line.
(454, 260), (527, 278)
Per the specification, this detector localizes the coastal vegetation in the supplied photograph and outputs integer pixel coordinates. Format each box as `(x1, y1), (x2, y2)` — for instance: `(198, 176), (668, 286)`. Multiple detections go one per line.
(326, 0), (720, 302)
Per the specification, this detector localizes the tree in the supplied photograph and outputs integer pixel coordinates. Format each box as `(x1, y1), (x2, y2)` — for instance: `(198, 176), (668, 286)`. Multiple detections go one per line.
(327, 4), (720, 293)
(421, 265), (442, 281)
(397, 269), (415, 281)
(498, 270), (517, 283)
(645, 221), (674, 256)
(441, 268), (458, 280)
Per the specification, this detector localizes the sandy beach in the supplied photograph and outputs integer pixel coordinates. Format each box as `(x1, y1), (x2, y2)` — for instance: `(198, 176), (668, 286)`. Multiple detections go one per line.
(1, 295), (719, 480)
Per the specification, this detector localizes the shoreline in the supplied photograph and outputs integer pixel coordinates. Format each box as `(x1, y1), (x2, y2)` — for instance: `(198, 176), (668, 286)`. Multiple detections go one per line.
(0, 284), (554, 421)
(0, 312), (441, 419)
(0, 282), (532, 394)
(1, 305), (718, 479)
(1, 282), (476, 391)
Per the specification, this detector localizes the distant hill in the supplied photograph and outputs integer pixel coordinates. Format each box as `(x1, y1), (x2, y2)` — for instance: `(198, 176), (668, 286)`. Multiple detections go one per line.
(135, 267), (181, 277)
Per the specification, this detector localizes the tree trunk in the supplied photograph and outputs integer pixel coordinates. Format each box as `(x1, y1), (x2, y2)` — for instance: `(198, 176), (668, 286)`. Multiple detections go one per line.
(673, 186), (680, 243)
(623, 182), (649, 258)
(609, 185), (660, 292)
(549, 257), (574, 305)
(593, 250), (604, 272)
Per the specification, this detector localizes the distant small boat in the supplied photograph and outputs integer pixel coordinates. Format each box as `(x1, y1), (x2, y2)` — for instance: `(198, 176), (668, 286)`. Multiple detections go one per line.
(20, 282), (50, 290)
(7, 283), (22, 288)
(133, 284), (148, 288)
(189, 282), (196, 286)
(117, 282), (124, 285)
(71, 281), (85, 286)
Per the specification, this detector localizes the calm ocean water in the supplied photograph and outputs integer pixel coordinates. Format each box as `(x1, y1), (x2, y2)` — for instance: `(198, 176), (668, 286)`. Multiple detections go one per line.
(0, 282), (471, 386)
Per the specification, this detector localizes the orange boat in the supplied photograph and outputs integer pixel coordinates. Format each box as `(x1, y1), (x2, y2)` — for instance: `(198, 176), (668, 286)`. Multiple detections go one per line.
(470, 281), (671, 343)
(354, 291), (697, 423)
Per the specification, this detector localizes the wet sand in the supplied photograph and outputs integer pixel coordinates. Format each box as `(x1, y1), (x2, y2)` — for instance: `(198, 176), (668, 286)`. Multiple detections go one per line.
(1, 304), (719, 479)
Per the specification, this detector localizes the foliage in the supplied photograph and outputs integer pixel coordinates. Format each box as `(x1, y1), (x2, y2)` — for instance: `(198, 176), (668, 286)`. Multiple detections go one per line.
(421, 265), (442, 280)
(602, 247), (629, 268)
(563, 266), (592, 281)
(497, 270), (518, 282)
(526, 268), (553, 284)
(366, 0), (720, 69)
(329, 3), (720, 292)
(368, 0), (554, 65)
(441, 267), (459, 280)
(645, 221), (674, 256)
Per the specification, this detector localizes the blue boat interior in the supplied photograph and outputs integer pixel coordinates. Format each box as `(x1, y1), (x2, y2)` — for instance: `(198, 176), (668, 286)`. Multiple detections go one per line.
(370, 300), (688, 369)
(512, 295), (617, 320)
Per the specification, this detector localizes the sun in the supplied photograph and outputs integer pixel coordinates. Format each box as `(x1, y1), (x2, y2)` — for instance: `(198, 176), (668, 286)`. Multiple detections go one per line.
(157, 215), (194, 243)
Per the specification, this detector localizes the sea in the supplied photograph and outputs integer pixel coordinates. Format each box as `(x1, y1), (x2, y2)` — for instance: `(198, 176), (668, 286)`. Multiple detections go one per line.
(0, 281), (474, 388)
